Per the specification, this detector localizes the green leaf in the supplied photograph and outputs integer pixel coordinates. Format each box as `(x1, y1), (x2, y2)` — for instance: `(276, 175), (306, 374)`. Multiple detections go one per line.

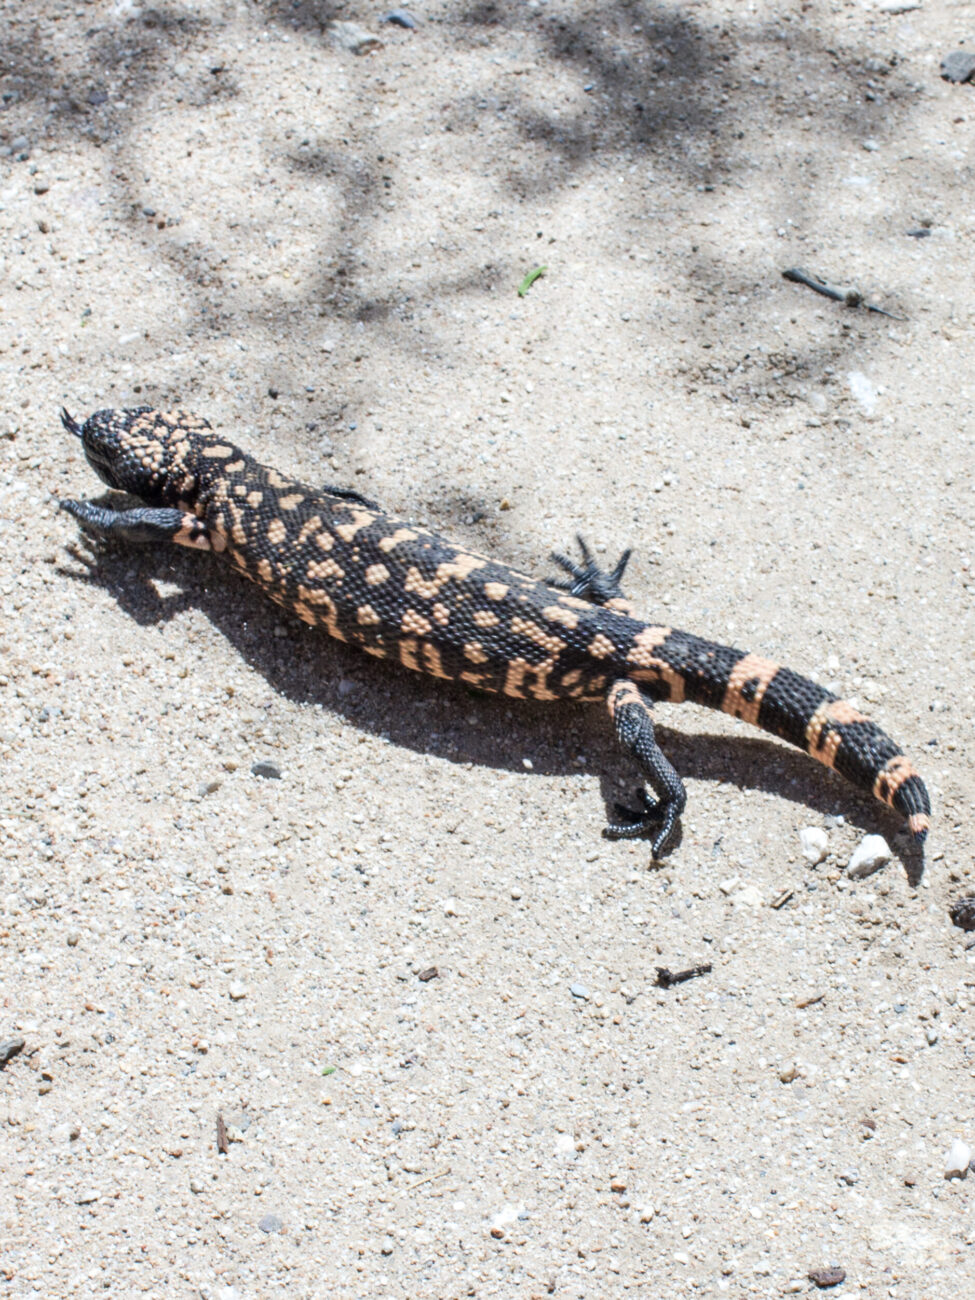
(517, 265), (547, 297)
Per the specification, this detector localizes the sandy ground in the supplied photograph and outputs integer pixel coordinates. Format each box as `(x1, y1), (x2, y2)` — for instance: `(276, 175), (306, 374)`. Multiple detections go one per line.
(1, 0), (974, 1296)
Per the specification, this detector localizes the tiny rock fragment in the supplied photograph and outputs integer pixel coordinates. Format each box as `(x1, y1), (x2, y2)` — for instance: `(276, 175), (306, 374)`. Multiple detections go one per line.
(610, 1178), (626, 1193)
(382, 9), (417, 27)
(251, 760), (281, 780)
(328, 20), (382, 54)
(779, 1061), (798, 1083)
(878, 0), (921, 11)
(944, 1137), (972, 1178)
(228, 981), (248, 1001)
(76, 1188), (100, 1205)
(949, 896), (975, 931)
(417, 966), (438, 982)
(569, 983), (590, 1000)
(731, 884), (763, 908)
(941, 51), (975, 84)
(799, 826), (829, 864)
(846, 834), (892, 879)
(0, 1036), (26, 1068)
(216, 1112), (229, 1155)
(808, 1266), (846, 1289)
(258, 1213), (283, 1234)
(443, 897), (461, 916)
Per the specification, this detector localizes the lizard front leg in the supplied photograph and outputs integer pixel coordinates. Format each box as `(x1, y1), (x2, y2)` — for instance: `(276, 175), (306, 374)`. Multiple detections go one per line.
(59, 500), (215, 550)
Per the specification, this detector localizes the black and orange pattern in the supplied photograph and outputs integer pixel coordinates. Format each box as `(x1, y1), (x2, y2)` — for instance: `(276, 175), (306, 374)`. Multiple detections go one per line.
(59, 407), (931, 855)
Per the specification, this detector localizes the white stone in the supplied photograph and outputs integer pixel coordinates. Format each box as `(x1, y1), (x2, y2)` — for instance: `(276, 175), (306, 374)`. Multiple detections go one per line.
(799, 826), (829, 864)
(732, 885), (763, 908)
(847, 834), (892, 878)
(228, 981), (248, 1001)
(848, 370), (877, 415)
(944, 1138), (971, 1178)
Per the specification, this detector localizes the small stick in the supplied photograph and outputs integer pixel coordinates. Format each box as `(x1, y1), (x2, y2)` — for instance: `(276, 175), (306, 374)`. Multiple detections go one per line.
(216, 1112), (229, 1155)
(404, 1166), (451, 1192)
(782, 267), (903, 320)
(655, 964), (711, 989)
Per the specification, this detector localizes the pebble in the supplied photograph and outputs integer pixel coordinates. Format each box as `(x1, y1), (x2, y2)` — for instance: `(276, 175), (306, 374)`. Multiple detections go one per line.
(877, 1), (921, 12)
(731, 884), (763, 908)
(228, 981), (248, 1001)
(0, 1036), (25, 1067)
(569, 983), (590, 1000)
(808, 1266), (846, 1289)
(941, 51), (975, 84)
(799, 826), (829, 864)
(382, 9), (417, 28)
(258, 1213), (283, 1233)
(328, 21), (382, 55)
(779, 1061), (798, 1083)
(846, 834), (892, 879)
(189, 1177), (206, 1194)
(251, 760), (281, 779)
(443, 897), (461, 916)
(949, 896), (975, 931)
(944, 1138), (971, 1178)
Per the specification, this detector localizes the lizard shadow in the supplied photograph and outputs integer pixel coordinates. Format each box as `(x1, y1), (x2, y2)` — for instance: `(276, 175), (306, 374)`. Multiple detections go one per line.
(60, 529), (925, 883)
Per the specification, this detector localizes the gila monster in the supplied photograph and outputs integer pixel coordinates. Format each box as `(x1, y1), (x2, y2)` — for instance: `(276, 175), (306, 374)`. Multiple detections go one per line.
(59, 406), (931, 856)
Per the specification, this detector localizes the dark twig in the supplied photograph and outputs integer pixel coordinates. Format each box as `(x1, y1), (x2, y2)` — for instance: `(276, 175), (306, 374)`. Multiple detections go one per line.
(782, 267), (904, 320)
(655, 964), (711, 989)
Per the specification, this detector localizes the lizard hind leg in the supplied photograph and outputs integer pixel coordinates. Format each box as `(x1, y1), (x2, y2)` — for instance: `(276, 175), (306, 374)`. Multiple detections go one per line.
(604, 678), (687, 858)
(549, 535), (634, 613)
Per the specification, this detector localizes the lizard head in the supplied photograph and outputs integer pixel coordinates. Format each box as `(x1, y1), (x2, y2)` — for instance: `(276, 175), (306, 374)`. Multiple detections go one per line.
(62, 406), (205, 504)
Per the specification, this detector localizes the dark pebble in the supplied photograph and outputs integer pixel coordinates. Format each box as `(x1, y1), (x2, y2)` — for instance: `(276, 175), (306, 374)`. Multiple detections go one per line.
(417, 966), (438, 982)
(0, 1036), (26, 1068)
(949, 896), (975, 931)
(251, 761), (282, 780)
(941, 51), (975, 84)
(382, 9), (417, 27)
(906, 228), (931, 238)
(87, 90), (108, 105)
(258, 1213), (283, 1234)
(808, 1266), (846, 1289)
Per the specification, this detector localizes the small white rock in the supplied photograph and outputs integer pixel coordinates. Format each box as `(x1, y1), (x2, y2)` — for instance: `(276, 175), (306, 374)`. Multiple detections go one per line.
(799, 826), (829, 864)
(732, 884), (763, 908)
(847, 834), (892, 879)
(228, 981), (248, 1001)
(718, 875), (741, 896)
(944, 1138), (971, 1178)
(327, 20), (382, 54)
(443, 897), (461, 916)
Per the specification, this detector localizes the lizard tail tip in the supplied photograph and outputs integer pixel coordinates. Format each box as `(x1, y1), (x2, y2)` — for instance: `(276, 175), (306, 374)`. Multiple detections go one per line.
(61, 407), (82, 437)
